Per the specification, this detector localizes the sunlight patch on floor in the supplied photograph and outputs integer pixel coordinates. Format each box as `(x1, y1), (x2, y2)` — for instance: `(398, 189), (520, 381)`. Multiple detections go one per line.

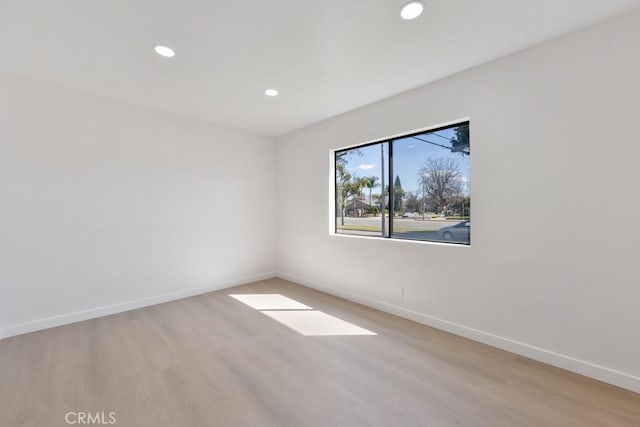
(229, 294), (313, 310)
(261, 310), (377, 336)
(229, 294), (376, 336)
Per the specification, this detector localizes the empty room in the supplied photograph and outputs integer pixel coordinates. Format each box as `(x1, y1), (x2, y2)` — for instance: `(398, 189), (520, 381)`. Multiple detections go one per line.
(1, 1), (640, 426)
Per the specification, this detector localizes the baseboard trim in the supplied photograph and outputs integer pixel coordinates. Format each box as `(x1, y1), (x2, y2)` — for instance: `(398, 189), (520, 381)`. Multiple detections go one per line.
(277, 271), (640, 394)
(1, 271), (277, 339)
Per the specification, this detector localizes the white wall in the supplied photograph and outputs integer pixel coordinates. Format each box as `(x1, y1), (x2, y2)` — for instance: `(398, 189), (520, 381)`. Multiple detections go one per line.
(0, 73), (276, 337)
(276, 11), (640, 392)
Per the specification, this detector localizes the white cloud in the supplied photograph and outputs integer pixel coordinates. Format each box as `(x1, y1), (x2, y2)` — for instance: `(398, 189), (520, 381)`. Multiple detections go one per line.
(356, 163), (376, 170)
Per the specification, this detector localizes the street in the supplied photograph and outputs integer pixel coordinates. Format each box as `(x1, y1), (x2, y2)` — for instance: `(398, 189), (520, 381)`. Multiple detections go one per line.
(336, 216), (470, 243)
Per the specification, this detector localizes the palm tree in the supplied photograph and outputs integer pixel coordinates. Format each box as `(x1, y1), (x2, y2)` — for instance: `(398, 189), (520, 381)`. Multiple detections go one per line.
(363, 176), (379, 215)
(350, 177), (367, 216)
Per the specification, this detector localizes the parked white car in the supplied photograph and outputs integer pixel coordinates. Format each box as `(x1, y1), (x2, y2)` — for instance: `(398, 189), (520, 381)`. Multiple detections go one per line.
(438, 221), (470, 241)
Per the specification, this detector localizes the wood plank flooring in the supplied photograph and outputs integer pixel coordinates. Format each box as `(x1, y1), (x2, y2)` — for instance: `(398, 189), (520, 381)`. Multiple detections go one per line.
(1, 278), (639, 426)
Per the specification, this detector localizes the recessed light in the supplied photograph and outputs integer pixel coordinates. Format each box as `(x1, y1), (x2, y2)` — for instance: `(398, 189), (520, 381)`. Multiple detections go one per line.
(400, 1), (425, 20)
(265, 89), (279, 97)
(154, 45), (175, 58)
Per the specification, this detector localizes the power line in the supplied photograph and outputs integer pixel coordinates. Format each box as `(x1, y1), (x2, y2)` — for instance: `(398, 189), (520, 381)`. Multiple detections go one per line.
(411, 136), (451, 150)
(410, 136), (469, 156)
(430, 132), (451, 141)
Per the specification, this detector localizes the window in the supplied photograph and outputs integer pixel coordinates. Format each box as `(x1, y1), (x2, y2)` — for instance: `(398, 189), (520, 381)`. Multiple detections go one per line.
(334, 121), (470, 245)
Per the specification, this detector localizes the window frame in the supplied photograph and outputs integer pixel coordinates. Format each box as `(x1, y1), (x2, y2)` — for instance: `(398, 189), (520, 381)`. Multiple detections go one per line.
(332, 119), (470, 246)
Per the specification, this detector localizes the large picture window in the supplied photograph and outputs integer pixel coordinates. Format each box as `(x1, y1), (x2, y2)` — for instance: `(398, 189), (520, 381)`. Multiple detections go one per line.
(334, 121), (470, 245)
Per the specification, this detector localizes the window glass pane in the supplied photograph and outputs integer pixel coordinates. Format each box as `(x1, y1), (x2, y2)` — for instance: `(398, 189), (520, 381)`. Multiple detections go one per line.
(391, 123), (470, 244)
(335, 142), (389, 237)
(334, 121), (469, 245)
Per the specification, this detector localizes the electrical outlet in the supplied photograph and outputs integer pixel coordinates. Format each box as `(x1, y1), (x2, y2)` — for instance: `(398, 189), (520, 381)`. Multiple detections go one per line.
(398, 287), (405, 300)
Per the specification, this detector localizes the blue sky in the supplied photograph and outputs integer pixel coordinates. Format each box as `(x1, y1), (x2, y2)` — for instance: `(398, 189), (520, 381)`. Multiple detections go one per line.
(342, 126), (470, 195)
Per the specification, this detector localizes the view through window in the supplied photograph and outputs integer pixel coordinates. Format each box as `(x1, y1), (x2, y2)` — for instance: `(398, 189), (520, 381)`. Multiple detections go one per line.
(334, 121), (470, 244)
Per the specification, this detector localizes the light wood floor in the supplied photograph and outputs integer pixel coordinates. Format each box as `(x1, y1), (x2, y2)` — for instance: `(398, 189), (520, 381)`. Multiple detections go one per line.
(1, 278), (639, 426)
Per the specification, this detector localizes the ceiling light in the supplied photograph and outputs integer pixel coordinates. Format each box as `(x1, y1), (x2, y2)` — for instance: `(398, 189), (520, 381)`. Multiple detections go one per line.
(400, 1), (425, 20)
(265, 89), (279, 97)
(154, 45), (175, 58)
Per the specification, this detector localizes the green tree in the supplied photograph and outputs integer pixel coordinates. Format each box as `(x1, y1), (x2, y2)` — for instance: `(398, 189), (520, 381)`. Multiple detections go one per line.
(335, 149), (363, 225)
(336, 161), (352, 225)
(450, 123), (470, 155)
(393, 175), (405, 213)
(404, 191), (420, 213)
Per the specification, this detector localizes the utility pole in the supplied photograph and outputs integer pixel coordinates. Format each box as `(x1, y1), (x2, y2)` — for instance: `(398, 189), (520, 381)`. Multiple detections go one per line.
(422, 175), (427, 220)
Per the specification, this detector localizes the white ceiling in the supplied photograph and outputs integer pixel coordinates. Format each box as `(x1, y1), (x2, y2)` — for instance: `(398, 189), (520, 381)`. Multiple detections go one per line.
(1, 0), (639, 137)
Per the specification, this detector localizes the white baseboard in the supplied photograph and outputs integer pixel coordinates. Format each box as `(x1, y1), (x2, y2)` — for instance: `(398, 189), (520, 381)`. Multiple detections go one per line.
(1, 271), (276, 339)
(277, 271), (640, 394)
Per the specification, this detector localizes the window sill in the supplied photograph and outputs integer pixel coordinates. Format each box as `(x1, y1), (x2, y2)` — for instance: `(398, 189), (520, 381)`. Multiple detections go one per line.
(329, 232), (471, 247)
